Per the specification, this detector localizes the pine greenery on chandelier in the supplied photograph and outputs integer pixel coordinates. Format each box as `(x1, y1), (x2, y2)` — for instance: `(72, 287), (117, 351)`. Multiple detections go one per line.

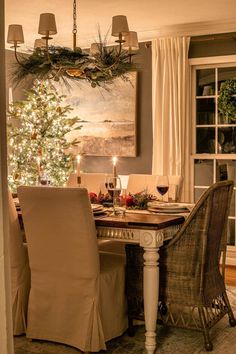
(7, 0), (139, 88)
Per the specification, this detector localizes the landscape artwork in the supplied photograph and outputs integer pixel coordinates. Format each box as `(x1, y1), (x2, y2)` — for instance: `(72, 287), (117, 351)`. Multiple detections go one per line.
(60, 72), (137, 156)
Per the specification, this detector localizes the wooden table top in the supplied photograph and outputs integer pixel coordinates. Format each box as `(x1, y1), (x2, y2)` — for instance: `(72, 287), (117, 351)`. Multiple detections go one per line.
(94, 212), (185, 230)
(18, 208), (185, 231)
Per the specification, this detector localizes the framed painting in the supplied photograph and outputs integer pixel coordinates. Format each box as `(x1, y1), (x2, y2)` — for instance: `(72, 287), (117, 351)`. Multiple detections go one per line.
(61, 71), (137, 156)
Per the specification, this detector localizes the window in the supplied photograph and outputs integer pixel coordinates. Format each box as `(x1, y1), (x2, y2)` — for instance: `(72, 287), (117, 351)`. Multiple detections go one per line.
(191, 58), (236, 255)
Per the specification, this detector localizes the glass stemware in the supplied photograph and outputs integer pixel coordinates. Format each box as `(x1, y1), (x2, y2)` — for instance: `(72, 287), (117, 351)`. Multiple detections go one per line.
(156, 176), (169, 201)
(105, 176), (124, 215)
(38, 172), (51, 186)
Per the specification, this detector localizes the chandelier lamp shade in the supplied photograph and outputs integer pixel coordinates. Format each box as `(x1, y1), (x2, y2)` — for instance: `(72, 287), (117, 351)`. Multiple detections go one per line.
(7, 1), (139, 88)
(38, 13), (57, 37)
(112, 15), (129, 41)
(7, 24), (24, 46)
(123, 31), (139, 63)
(123, 31), (139, 51)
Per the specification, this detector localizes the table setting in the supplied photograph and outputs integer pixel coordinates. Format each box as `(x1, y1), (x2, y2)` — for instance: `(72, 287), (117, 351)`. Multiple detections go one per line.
(89, 170), (194, 218)
(147, 201), (194, 215)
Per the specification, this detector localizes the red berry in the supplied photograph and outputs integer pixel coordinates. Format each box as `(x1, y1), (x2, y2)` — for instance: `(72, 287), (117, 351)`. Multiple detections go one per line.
(126, 195), (134, 207)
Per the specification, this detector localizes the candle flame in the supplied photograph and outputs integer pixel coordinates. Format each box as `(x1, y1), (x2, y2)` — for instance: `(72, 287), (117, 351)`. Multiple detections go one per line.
(112, 156), (117, 166)
(76, 154), (81, 163)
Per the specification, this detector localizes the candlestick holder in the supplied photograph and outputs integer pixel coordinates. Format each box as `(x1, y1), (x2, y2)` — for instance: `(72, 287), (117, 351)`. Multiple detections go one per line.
(77, 175), (81, 186)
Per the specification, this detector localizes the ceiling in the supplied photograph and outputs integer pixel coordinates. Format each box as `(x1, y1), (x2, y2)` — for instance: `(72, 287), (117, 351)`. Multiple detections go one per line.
(5, 0), (236, 50)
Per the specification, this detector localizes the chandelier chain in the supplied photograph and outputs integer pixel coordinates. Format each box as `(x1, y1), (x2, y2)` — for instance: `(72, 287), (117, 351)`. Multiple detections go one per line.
(72, 0), (77, 50)
(73, 0), (77, 34)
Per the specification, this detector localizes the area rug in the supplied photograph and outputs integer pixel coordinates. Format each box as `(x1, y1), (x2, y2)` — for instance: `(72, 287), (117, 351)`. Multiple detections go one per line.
(14, 287), (236, 354)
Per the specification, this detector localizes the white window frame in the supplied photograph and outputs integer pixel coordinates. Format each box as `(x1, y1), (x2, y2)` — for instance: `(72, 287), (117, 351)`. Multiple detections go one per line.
(189, 55), (236, 266)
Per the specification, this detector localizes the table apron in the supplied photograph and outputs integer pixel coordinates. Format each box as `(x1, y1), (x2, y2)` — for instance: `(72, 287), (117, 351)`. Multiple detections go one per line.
(97, 224), (181, 248)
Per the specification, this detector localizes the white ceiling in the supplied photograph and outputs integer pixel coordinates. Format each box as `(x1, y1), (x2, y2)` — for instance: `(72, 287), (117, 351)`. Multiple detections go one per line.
(5, 0), (236, 50)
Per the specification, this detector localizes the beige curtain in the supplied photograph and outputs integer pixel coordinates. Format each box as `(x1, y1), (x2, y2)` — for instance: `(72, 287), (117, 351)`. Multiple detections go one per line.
(152, 36), (191, 201)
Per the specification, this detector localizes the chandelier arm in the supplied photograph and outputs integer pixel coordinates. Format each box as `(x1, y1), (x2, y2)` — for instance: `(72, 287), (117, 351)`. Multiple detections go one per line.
(13, 46), (30, 70)
(46, 48), (53, 66)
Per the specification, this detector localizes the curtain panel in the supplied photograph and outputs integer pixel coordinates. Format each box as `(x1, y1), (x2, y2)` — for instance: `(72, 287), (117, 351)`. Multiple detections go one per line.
(152, 36), (191, 201)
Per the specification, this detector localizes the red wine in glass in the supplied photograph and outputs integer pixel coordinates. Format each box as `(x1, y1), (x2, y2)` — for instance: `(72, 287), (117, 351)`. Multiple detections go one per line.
(157, 185), (169, 196)
(105, 182), (114, 198)
(107, 188), (121, 199)
(156, 176), (169, 200)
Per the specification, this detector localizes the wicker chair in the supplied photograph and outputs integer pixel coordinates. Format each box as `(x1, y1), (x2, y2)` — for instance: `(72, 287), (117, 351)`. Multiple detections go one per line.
(125, 180), (236, 351)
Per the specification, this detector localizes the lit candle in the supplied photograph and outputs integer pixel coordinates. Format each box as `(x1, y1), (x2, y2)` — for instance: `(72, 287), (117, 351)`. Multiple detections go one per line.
(76, 154), (81, 185)
(9, 87), (13, 106)
(36, 156), (41, 176)
(112, 156), (117, 177)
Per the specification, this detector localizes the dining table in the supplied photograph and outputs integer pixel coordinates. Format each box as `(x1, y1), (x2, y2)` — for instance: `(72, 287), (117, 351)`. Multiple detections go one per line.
(94, 210), (185, 354)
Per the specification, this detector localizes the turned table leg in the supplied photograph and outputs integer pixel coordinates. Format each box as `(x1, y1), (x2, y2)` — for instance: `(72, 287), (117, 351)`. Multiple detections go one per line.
(143, 247), (159, 354)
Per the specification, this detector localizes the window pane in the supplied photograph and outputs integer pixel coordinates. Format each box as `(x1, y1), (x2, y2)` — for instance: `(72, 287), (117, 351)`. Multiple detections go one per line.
(227, 219), (236, 246)
(194, 160), (213, 186)
(196, 98), (215, 125)
(218, 67), (236, 124)
(216, 161), (236, 217)
(196, 127), (215, 153)
(194, 188), (207, 203)
(218, 110), (236, 125)
(217, 127), (236, 153)
(229, 190), (236, 218)
(216, 160), (236, 185)
(196, 69), (215, 96)
(218, 67), (236, 92)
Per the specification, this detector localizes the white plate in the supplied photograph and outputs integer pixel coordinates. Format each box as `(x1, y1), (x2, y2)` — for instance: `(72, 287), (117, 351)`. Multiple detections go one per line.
(91, 204), (104, 211)
(93, 209), (107, 216)
(148, 202), (193, 211)
(148, 202), (181, 208)
(148, 207), (190, 214)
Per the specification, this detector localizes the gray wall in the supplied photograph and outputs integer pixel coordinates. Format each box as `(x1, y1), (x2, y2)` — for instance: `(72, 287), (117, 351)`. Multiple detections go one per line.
(6, 43), (153, 176)
(189, 34), (236, 58)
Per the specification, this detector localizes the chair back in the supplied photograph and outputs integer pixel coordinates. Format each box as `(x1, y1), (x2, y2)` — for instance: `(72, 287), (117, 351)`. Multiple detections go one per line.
(67, 172), (107, 195)
(160, 180), (233, 304)
(168, 175), (183, 201)
(126, 174), (158, 196)
(18, 186), (99, 280)
(8, 191), (30, 335)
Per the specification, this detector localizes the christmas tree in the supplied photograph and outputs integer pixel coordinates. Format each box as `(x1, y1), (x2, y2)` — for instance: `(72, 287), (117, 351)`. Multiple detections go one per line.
(8, 79), (80, 191)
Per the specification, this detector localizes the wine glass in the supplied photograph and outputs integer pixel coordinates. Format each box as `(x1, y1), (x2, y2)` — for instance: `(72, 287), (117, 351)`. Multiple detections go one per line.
(156, 176), (169, 202)
(105, 176), (124, 215)
(38, 172), (51, 186)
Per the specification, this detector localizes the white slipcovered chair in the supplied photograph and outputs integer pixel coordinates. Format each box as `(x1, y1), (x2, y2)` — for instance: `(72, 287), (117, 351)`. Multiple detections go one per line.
(126, 174), (157, 196)
(67, 172), (108, 195)
(17, 186), (127, 352)
(167, 175), (183, 202)
(8, 191), (30, 335)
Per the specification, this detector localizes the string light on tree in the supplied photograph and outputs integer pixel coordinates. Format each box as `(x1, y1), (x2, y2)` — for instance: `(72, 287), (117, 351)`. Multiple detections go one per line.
(7, 79), (81, 191)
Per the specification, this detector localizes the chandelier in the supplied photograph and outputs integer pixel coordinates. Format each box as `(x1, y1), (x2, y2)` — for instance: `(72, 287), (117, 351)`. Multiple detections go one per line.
(7, 0), (139, 88)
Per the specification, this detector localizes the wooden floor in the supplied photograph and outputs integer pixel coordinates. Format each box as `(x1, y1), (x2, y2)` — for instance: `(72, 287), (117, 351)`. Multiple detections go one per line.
(225, 266), (236, 286)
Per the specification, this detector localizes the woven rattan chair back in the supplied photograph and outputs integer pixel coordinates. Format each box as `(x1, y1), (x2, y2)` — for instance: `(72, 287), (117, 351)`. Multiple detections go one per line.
(125, 180), (236, 351)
